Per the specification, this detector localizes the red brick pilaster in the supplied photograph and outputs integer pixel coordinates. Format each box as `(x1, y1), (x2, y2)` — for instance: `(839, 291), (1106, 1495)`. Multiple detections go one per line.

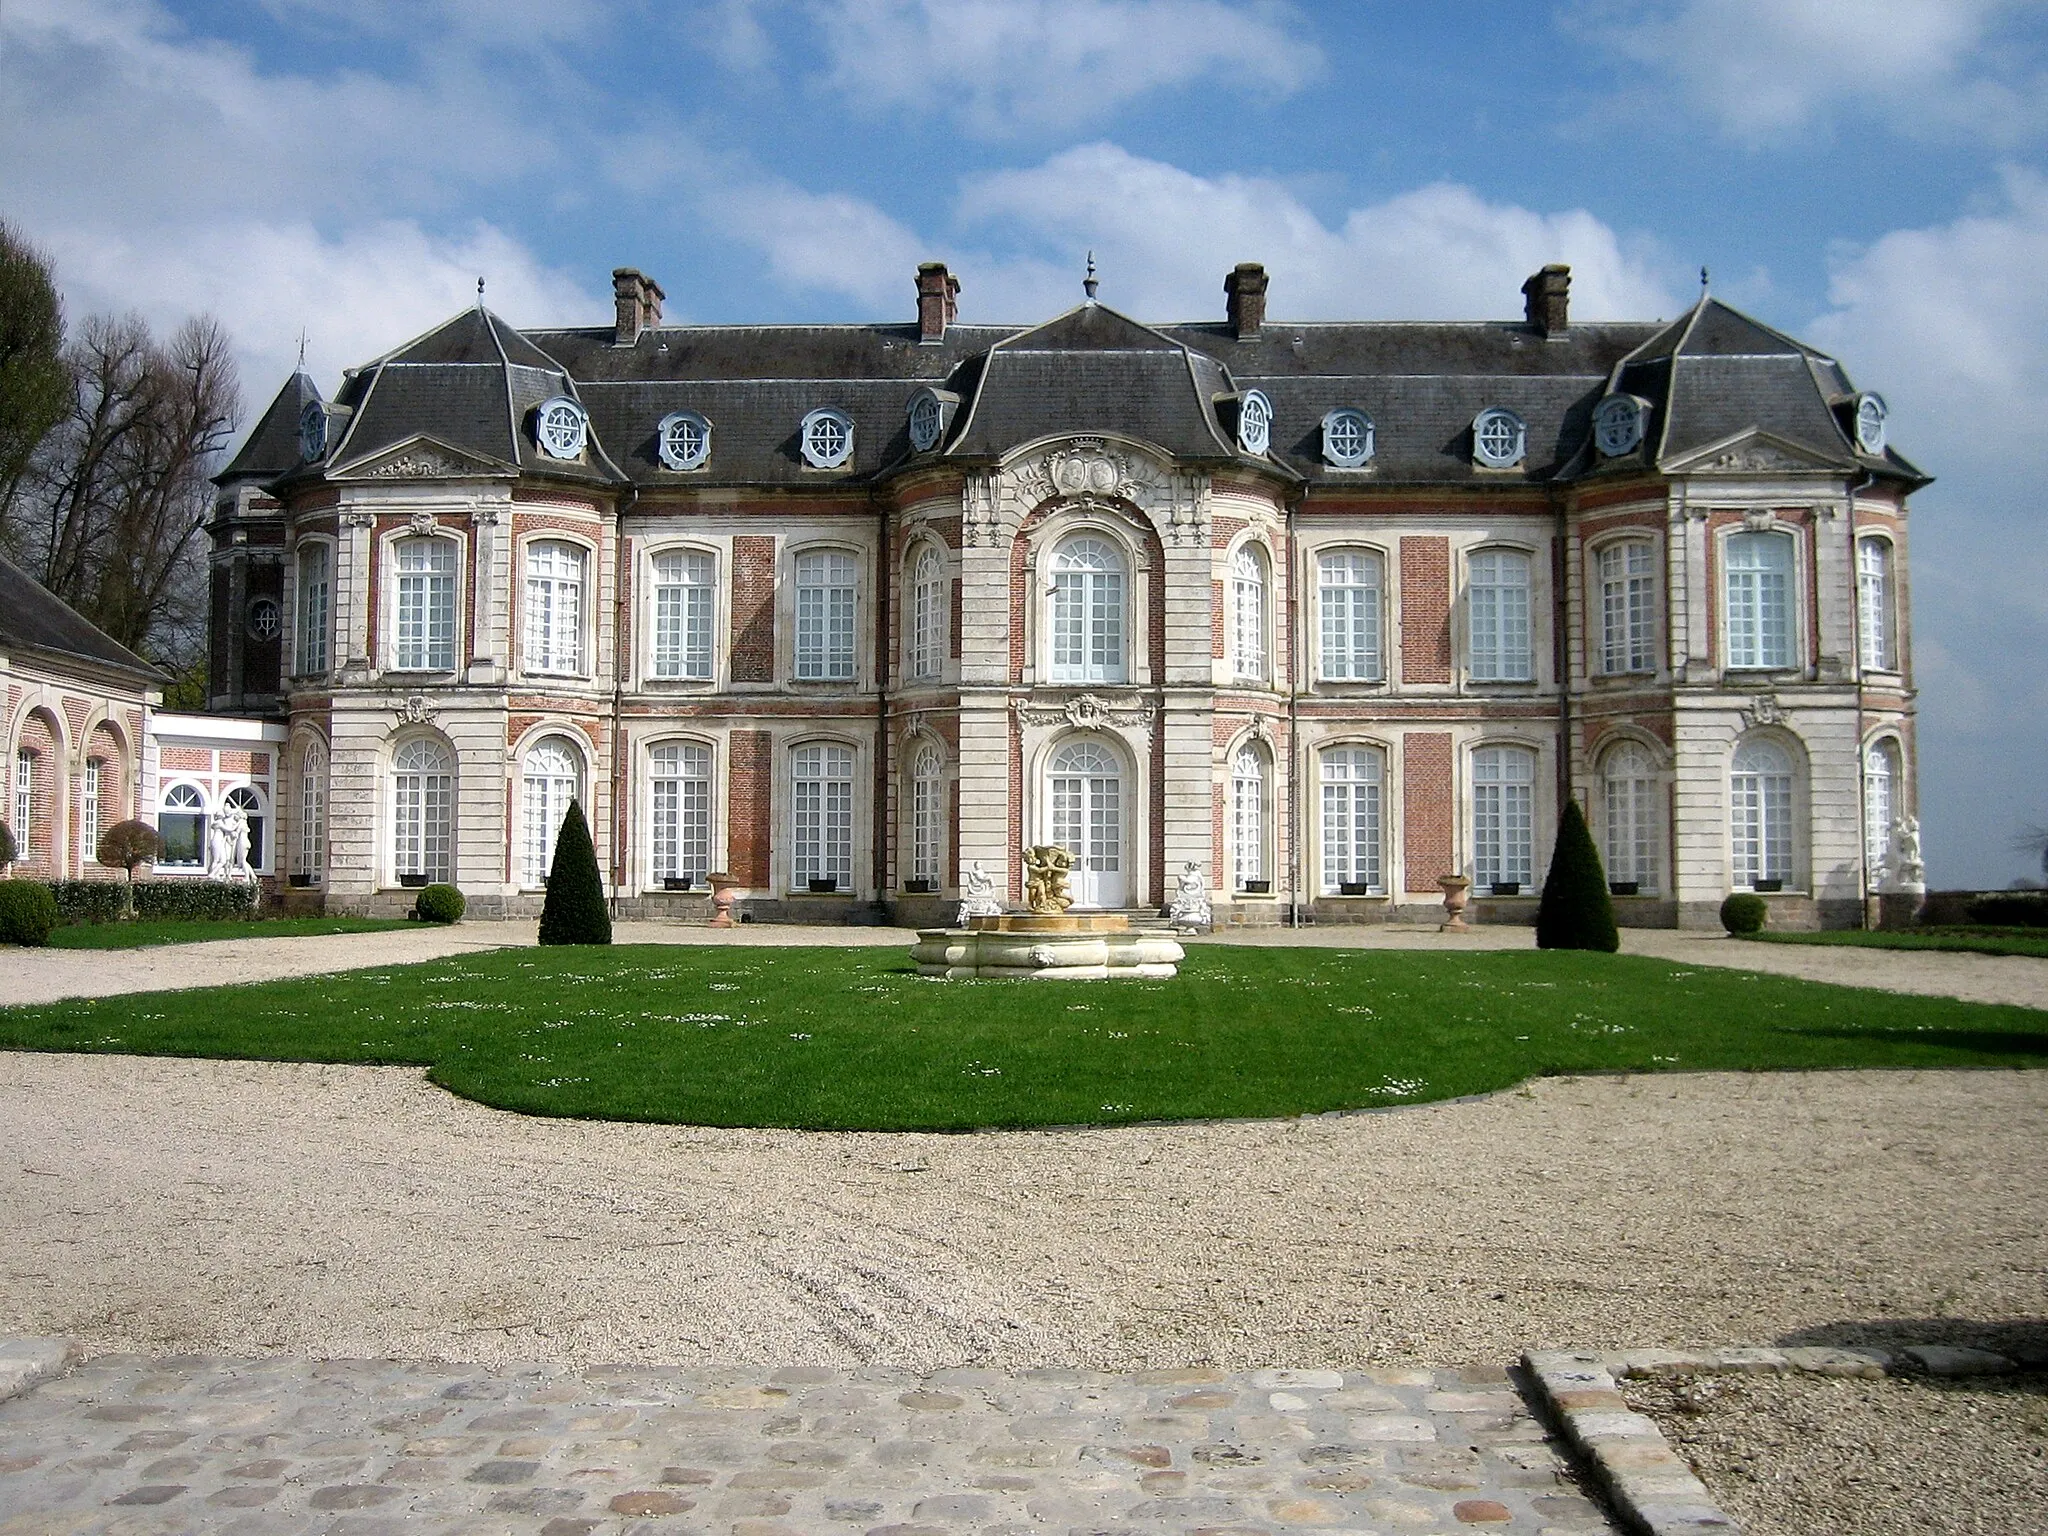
(729, 729), (773, 886)
(1402, 731), (1454, 892)
(1400, 537), (1452, 683)
(730, 536), (776, 683)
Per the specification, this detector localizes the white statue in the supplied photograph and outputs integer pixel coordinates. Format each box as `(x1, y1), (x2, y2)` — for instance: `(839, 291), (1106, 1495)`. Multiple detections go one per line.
(207, 801), (254, 883)
(1894, 815), (1925, 889)
(1167, 861), (1211, 931)
(956, 860), (1003, 925)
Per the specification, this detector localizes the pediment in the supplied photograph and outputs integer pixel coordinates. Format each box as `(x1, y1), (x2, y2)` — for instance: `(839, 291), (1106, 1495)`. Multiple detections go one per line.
(328, 435), (516, 482)
(1662, 429), (1846, 476)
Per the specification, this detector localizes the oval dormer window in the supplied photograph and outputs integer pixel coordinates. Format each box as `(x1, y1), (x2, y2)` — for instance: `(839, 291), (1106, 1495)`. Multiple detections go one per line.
(536, 397), (588, 460)
(801, 407), (854, 469)
(907, 389), (948, 453)
(1472, 407), (1526, 469)
(1854, 393), (1888, 456)
(657, 410), (711, 471)
(1237, 390), (1273, 456)
(299, 400), (327, 462)
(1322, 408), (1374, 468)
(1593, 394), (1645, 458)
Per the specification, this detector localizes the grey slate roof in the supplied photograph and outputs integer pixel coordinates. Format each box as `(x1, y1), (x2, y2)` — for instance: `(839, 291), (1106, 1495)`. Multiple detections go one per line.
(0, 554), (166, 684)
(218, 370), (321, 485)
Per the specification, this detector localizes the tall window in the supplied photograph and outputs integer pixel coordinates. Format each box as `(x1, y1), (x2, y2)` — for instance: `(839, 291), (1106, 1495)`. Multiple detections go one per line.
(1320, 746), (1383, 894)
(524, 541), (586, 675)
(392, 737), (453, 883)
(650, 741), (712, 887)
(1600, 742), (1659, 894)
(1865, 739), (1899, 878)
(1468, 549), (1532, 682)
(1232, 744), (1267, 889)
(908, 546), (943, 681)
(652, 549), (715, 680)
(1731, 738), (1795, 889)
(1858, 537), (1895, 671)
(297, 543), (331, 676)
(521, 738), (581, 887)
(1319, 550), (1383, 681)
(394, 537), (457, 671)
(792, 743), (854, 890)
(1598, 540), (1656, 674)
(1231, 545), (1268, 683)
(795, 549), (857, 681)
(157, 782), (205, 868)
(225, 786), (266, 871)
(12, 748), (30, 855)
(910, 743), (943, 885)
(297, 741), (326, 883)
(1472, 745), (1535, 889)
(1725, 531), (1793, 670)
(1050, 536), (1125, 683)
(81, 760), (102, 850)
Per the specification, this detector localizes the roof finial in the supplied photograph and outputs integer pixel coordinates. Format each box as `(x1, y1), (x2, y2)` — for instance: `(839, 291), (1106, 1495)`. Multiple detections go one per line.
(1700, 265), (1710, 296)
(1083, 250), (1099, 303)
(476, 275), (486, 306)
(296, 329), (308, 370)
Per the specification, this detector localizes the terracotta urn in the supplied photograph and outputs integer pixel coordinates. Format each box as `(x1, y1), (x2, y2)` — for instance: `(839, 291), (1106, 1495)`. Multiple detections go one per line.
(1438, 875), (1472, 933)
(705, 871), (742, 929)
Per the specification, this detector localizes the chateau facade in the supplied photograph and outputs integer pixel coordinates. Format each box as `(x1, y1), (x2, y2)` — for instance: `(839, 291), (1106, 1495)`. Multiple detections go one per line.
(203, 261), (1923, 928)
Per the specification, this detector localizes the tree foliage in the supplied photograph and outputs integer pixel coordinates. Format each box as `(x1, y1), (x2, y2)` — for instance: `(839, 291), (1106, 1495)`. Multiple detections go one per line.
(0, 222), (68, 533)
(538, 801), (611, 945)
(1535, 797), (1619, 952)
(97, 819), (161, 876)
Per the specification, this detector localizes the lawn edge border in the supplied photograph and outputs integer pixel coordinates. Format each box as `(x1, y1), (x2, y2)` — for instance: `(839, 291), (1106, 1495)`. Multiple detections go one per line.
(0, 1337), (76, 1404)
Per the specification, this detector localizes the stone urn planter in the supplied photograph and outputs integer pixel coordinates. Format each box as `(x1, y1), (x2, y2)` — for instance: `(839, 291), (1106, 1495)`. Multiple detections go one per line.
(705, 871), (742, 929)
(1439, 875), (1472, 933)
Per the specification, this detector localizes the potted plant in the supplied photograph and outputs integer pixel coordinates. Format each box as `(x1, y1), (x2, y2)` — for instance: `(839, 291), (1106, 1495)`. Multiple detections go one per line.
(1754, 878), (1784, 893)
(1242, 879), (1272, 895)
(904, 878), (936, 894)
(808, 876), (838, 893)
(706, 871), (741, 928)
(1490, 881), (1521, 896)
(663, 875), (693, 891)
(1609, 881), (1639, 896)
(399, 872), (429, 889)
(1338, 880), (1372, 896)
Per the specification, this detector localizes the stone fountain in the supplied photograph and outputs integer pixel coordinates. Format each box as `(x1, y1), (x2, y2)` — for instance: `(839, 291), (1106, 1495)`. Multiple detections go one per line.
(909, 846), (1184, 980)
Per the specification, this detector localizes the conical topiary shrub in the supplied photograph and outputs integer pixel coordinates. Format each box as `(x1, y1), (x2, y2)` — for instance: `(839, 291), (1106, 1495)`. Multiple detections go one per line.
(538, 800), (611, 945)
(1535, 797), (1619, 952)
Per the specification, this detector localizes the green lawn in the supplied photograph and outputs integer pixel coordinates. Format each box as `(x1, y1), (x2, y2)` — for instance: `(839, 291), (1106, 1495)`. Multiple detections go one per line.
(1743, 928), (2048, 960)
(1, 946), (2041, 1130)
(46, 916), (417, 950)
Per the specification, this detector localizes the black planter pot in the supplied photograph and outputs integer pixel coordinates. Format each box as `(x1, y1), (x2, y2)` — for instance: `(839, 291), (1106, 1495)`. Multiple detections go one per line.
(287, 873), (317, 888)
(1754, 878), (1784, 893)
(1609, 881), (1640, 897)
(398, 873), (428, 889)
(904, 878), (936, 894)
(1337, 881), (1372, 896)
(663, 876), (694, 891)
(1490, 881), (1521, 897)
(807, 877), (839, 894)
(1241, 879), (1272, 895)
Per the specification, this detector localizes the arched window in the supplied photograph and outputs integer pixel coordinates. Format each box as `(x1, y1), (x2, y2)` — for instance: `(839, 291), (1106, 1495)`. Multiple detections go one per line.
(792, 743), (854, 891)
(1231, 545), (1268, 683)
(1050, 536), (1126, 684)
(1865, 738), (1900, 879)
(524, 540), (586, 675)
(392, 737), (454, 884)
(1597, 540), (1656, 674)
(1725, 531), (1794, 670)
(795, 549), (857, 681)
(1472, 745), (1536, 891)
(297, 542), (330, 676)
(394, 537), (457, 671)
(1318, 550), (1383, 681)
(82, 759), (103, 850)
(652, 549), (715, 680)
(297, 741), (326, 883)
(1731, 738), (1796, 889)
(1600, 742), (1659, 894)
(1048, 737), (1124, 909)
(910, 742), (943, 886)
(225, 786), (267, 872)
(12, 746), (31, 857)
(1320, 746), (1383, 894)
(520, 737), (582, 887)
(157, 782), (206, 868)
(1469, 549), (1532, 682)
(1232, 743), (1268, 890)
(1858, 537), (1895, 672)
(908, 545), (944, 681)
(650, 740), (712, 887)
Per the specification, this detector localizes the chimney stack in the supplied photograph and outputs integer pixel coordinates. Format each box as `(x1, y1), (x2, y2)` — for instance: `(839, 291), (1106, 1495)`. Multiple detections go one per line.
(612, 268), (665, 346)
(916, 262), (960, 343)
(1224, 262), (1269, 340)
(1522, 264), (1570, 338)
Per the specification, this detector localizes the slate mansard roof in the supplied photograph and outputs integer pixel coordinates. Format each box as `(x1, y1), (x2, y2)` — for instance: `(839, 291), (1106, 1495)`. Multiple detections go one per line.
(239, 279), (1927, 497)
(0, 553), (167, 685)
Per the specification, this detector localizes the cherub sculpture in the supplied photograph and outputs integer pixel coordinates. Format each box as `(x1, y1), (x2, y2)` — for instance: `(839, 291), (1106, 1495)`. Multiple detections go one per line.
(956, 859), (1003, 925)
(1167, 861), (1211, 930)
(1023, 844), (1076, 914)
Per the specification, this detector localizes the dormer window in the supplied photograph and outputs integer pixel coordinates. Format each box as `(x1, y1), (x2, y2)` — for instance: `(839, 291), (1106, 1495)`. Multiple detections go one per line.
(801, 407), (854, 469)
(1472, 407), (1526, 469)
(1593, 394), (1645, 458)
(1237, 390), (1272, 455)
(1854, 393), (1888, 455)
(907, 388), (957, 453)
(658, 411), (711, 471)
(299, 400), (327, 462)
(1322, 409), (1374, 468)
(536, 397), (588, 460)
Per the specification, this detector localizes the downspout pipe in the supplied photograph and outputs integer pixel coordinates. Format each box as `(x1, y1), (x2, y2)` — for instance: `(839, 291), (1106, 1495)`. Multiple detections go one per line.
(1556, 497), (1572, 815)
(874, 488), (891, 921)
(610, 483), (637, 918)
(1845, 468), (1875, 914)
(1284, 483), (1306, 927)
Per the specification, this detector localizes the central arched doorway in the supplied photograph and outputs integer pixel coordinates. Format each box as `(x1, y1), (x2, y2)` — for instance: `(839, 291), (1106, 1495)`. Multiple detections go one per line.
(1047, 737), (1126, 909)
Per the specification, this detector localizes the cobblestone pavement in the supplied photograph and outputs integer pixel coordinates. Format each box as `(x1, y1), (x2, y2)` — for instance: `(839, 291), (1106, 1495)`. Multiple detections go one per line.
(0, 1351), (1617, 1535)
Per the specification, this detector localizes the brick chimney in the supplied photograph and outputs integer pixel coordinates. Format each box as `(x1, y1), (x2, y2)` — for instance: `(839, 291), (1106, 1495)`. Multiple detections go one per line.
(1522, 264), (1570, 338)
(612, 268), (665, 346)
(1224, 262), (1269, 340)
(916, 262), (960, 343)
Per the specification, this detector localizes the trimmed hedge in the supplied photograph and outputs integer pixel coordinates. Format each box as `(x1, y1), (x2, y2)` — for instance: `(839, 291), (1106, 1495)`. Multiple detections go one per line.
(1964, 892), (2048, 928)
(1721, 892), (1769, 934)
(131, 880), (259, 921)
(47, 880), (126, 925)
(1535, 799), (1619, 952)
(415, 883), (466, 923)
(539, 801), (611, 945)
(0, 881), (59, 946)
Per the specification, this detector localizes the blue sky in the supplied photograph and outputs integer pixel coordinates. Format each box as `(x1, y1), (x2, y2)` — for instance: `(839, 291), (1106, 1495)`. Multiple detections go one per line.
(2, 0), (2044, 885)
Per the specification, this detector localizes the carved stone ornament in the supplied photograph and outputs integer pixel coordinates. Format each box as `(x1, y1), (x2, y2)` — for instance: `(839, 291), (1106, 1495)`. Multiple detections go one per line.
(340, 510), (376, 530)
(396, 694), (437, 725)
(1016, 692), (1159, 731)
(1739, 692), (1786, 729)
(366, 448), (464, 479)
(406, 510), (439, 536)
(1742, 508), (1777, 532)
(964, 469), (1003, 549)
(472, 506), (503, 528)
(1704, 444), (1806, 474)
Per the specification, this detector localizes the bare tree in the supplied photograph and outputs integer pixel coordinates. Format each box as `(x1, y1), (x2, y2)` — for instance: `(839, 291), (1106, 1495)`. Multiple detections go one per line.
(0, 221), (68, 541)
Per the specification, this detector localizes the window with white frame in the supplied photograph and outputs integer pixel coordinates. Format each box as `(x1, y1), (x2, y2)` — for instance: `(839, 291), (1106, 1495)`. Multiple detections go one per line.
(81, 759), (101, 849)
(524, 540), (586, 675)
(1472, 745), (1535, 889)
(1725, 530), (1793, 670)
(297, 741), (326, 882)
(652, 549), (715, 680)
(908, 545), (944, 681)
(795, 549), (857, 681)
(1318, 549), (1383, 681)
(392, 737), (453, 883)
(1600, 742), (1659, 894)
(394, 537), (457, 671)
(1231, 545), (1268, 683)
(225, 786), (266, 871)
(297, 542), (330, 676)
(1320, 746), (1383, 893)
(1322, 409), (1374, 468)
(1468, 549), (1533, 682)
(657, 411), (710, 471)
(520, 737), (581, 887)
(1598, 539), (1657, 674)
(12, 747), (30, 855)
(792, 743), (854, 890)
(1050, 535), (1126, 683)
(650, 741), (712, 887)
(1232, 743), (1268, 889)
(1730, 738), (1796, 889)
(910, 742), (943, 886)
(157, 781), (205, 868)
(1472, 408), (1526, 468)
(800, 408), (853, 469)
(1864, 738), (1899, 879)
(1858, 537), (1895, 672)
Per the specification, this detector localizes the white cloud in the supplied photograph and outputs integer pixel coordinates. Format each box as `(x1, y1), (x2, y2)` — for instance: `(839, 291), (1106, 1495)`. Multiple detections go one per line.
(716, 184), (930, 310)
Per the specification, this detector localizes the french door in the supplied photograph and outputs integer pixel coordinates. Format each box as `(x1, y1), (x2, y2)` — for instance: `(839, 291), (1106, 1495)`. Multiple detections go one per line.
(1048, 739), (1125, 909)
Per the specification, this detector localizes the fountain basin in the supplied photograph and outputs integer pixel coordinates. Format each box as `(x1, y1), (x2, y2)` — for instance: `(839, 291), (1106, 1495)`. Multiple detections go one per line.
(911, 913), (1183, 979)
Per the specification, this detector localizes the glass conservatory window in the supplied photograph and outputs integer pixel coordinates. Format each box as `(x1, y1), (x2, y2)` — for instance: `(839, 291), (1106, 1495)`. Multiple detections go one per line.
(1472, 745), (1535, 889)
(795, 549), (857, 681)
(394, 537), (457, 671)
(1320, 746), (1383, 894)
(1599, 540), (1656, 674)
(1050, 536), (1126, 683)
(652, 549), (715, 680)
(157, 781), (204, 868)
(650, 741), (712, 887)
(792, 743), (854, 890)
(1318, 550), (1383, 681)
(1730, 738), (1795, 889)
(1725, 531), (1793, 670)
(1468, 549), (1532, 682)
(225, 785), (266, 870)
